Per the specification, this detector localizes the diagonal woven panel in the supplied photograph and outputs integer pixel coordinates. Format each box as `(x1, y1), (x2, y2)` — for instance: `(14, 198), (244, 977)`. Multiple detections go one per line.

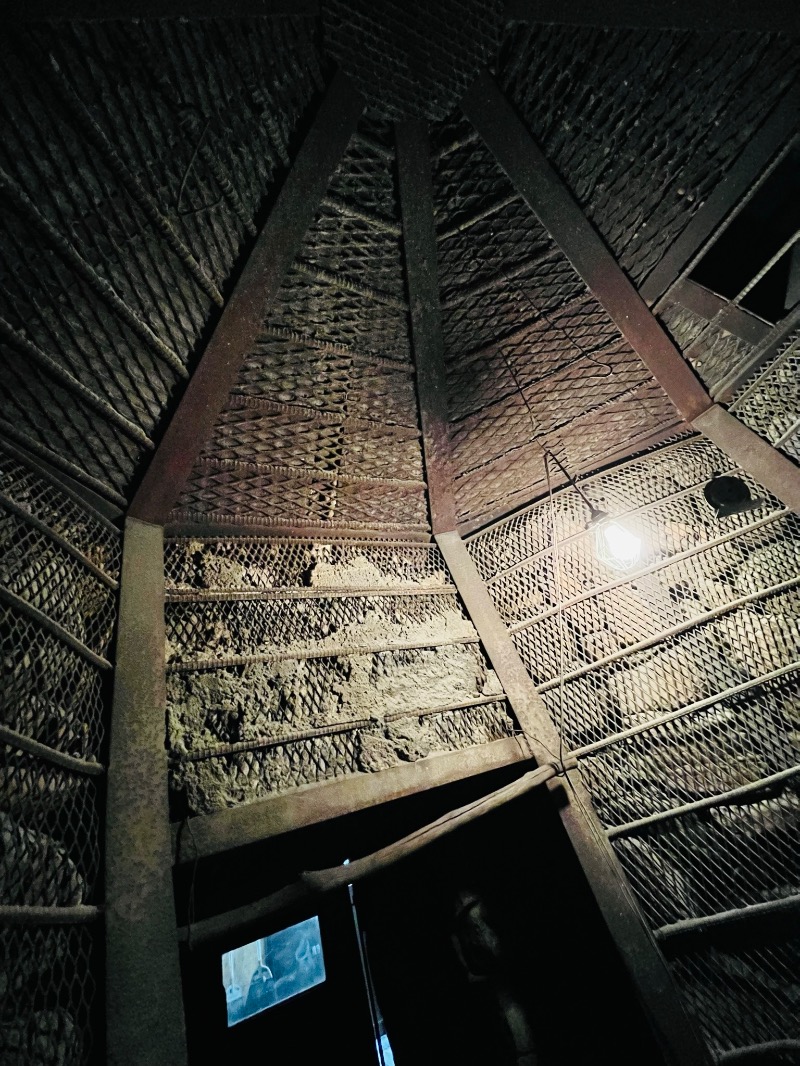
(660, 301), (757, 396)
(322, 0), (504, 121)
(731, 329), (800, 457)
(453, 382), (680, 530)
(175, 115), (427, 530)
(499, 26), (799, 285)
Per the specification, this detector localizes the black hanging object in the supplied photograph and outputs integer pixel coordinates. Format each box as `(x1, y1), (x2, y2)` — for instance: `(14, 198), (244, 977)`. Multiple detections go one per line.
(704, 475), (764, 518)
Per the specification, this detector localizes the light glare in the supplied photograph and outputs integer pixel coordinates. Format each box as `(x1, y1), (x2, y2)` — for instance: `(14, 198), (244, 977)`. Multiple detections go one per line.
(595, 519), (641, 571)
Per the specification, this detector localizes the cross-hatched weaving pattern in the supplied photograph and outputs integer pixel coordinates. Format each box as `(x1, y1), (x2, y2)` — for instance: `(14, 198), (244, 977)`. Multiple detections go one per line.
(165, 538), (449, 592)
(166, 591), (475, 666)
(731, 330), (800, 458)
(498, 26), (799, 284)
(468, 435), (800, 1059)
(670, 935), (800, 1057)
(454, 383), (681, 531)
(0, 19), (324, 506)
(1, 748), (99, 906)
(659, 301), (757, 396)
(0, 604), (107, 763)
(0, 923), (98, 1066)
(172, 700), (513, 815)
(322, 0), (504, 121)
(0, 446), (120, 581)
(432, 115), (681, 530)
(174, 115), (429, 530)
(614, 789), (800, 929)
(166, 537), (513, 813)
(1, 508), (117, 660)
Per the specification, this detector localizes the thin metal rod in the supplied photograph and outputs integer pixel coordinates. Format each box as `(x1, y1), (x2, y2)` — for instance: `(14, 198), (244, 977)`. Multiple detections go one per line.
(189, 457), (425, 489)
(323, 193), (402, 236)
(510, 508), (786, 634)
(0, 491), (119, 589)
(177, 764), (558, 946)
(606, 764), (800, 840)
(0, 418), (128, 509)
(166, 585), (456, 603)
(437, 192), (520, 241)
(166, 634), (481, 673)
(0, 904), (101, 924)
(0, 585), (111, 670)
(0, 437), (122, 532)
(0, 723), (105, 776)
(654, 894), (800, 942)
(294, 261), (407, 310)
(537, 574), (800, 693)
(175, 695), (509, 763)
(0, 315), (154, 449)
(716, 1041), (800, 1064)
(440, 247), (557, 307)
(574, 660), (800, 760)
(0, 168), (188, 378)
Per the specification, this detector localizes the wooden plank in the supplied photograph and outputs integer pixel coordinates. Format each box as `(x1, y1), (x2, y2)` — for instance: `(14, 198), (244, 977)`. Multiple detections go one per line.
(106, 519), (187, 1066)
(461, 70), (711, 424)
(172, 736), (530, 863)
(396, 119), (458, 533)
(129, 71), (364, 524)
(437, 529), (714, 1066)
(505, 0), (800, 31)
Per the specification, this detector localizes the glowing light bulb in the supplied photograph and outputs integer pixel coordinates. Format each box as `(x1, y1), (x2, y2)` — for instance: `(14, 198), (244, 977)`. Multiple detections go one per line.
(594, 517), (642, 571)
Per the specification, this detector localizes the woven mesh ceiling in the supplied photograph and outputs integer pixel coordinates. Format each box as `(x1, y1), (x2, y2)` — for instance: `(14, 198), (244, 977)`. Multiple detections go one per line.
(322, 0), (505, 119)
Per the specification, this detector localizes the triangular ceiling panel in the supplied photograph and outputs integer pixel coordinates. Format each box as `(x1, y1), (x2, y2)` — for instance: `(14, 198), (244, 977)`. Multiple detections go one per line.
(172, 112), (429, 533)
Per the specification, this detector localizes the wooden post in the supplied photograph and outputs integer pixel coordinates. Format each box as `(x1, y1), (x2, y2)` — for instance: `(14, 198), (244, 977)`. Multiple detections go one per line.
(106, 518), (187, 1066)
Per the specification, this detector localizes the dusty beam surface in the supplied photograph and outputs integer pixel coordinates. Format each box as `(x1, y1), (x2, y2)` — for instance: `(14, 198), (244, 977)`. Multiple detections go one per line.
(106, 519), (187, 1066)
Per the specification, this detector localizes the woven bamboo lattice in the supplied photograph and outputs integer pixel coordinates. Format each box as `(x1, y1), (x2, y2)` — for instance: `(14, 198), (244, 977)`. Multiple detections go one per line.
(497, 26), (799, 285)
(165, 537), (514, 816)
(0, 20), (325, 507)
(431, 113), (683, 531)
(467, 435), (800, 1060)
(1, 447), (118, 1065)
(172, 111), (429, 531)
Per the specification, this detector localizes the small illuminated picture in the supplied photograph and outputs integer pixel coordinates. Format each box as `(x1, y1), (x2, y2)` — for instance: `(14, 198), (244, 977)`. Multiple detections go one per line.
(222, 916), (326, 1027)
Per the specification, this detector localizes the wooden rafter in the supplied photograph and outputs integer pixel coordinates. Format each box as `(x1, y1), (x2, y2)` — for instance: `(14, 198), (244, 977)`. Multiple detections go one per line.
(461, 70), (800, 515)
(129, 70), (365, 524)
(396, 119), (458, 534)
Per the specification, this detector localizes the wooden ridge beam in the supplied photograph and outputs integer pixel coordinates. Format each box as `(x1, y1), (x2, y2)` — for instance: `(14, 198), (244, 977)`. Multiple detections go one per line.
(129, 70), (364, 524)
(172, 736), (530, 863)
(461, 71), (800, 516)
(396, 119), (458, 533)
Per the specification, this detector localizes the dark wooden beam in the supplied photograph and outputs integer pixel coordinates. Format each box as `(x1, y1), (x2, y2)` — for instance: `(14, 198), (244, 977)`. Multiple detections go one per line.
(462, 71), (800, 516)
(395, 120), (458, 533)
(106, 519), (187, 1066)
(172, 736), (530, 863)
(644, 94), (800, 308)
(9, 0), (316, 18)
(505, 0), (800, 32)
(436, 530), (714, 1066)
(129, 71), (364, 524)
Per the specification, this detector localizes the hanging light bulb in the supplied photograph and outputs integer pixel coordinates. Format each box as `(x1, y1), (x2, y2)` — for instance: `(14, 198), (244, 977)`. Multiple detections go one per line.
(588, 507), (642, 572)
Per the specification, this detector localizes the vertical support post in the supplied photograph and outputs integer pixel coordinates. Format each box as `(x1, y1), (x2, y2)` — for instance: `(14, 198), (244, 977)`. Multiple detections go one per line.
(396, 118), (458, 533)
(436, 531), (714, 1066)
(106, 518), (187, 1066)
